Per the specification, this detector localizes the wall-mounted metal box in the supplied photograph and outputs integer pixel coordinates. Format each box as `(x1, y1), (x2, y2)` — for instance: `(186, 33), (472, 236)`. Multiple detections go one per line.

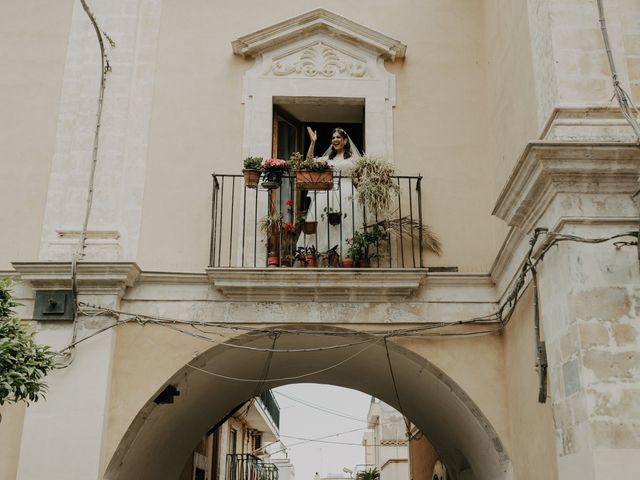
(33, 290), (74, 321)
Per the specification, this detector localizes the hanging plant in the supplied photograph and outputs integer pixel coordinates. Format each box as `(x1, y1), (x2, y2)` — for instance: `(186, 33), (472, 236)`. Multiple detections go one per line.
(351, 155), (399, 214)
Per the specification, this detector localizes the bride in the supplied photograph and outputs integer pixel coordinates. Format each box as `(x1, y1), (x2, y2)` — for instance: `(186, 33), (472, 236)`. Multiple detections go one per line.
(298, 126), (363, 259)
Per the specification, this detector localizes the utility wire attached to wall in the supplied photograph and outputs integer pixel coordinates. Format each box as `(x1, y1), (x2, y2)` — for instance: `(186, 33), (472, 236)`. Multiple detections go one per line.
(61, 0), (115, 367)
(597, 0), (640, 143)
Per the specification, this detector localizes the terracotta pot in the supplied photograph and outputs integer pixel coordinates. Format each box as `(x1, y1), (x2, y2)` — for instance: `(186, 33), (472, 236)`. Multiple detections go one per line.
(295, 170), (333, 190)
(306, 254), (317, 267)
(356, 258), (370, 268)
(267, 256), (279, 268)
(302, 221), (317, 235)
(342, 257), (354, 268)
(242, 169), (261, 189)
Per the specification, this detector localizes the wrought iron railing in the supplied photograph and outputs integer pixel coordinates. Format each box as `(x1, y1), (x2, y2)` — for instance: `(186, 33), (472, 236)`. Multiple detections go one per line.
(227, 454), (279, 480)
(258, 390), (280, 429)
(210, 173), (425, 268)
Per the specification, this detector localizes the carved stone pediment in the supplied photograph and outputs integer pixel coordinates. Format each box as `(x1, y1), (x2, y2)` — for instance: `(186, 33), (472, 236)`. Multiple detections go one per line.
(269, 42), (368, 78)
(232, 8), (406, 61)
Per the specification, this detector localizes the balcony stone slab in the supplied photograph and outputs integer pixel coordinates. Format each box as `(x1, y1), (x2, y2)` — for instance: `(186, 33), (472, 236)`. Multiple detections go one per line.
(205, 268), (427, 302)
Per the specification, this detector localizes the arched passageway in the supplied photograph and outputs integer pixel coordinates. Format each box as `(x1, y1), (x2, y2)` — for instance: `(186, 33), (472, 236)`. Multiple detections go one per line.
(105, 327), (511, 480)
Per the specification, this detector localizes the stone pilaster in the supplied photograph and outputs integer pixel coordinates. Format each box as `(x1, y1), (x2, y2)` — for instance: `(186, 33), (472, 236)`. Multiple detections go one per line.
(11, 262), (140, 480)
(494, 142), (640, 480)
(39, 0), (162, 262)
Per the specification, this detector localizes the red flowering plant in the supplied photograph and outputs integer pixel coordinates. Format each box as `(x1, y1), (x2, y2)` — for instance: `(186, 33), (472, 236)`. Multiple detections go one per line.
(262, 158), (288, 173)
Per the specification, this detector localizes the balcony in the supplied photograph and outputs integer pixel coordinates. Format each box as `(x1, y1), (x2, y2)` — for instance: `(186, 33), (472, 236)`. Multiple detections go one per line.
(207, 172), (429, 301)
(227, 454), (279, 480)
(258, 390), (280, 430)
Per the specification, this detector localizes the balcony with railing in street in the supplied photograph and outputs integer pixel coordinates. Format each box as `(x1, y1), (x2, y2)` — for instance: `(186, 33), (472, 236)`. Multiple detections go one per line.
(206, 171), (435, 301)
(227, 454), (279, 480)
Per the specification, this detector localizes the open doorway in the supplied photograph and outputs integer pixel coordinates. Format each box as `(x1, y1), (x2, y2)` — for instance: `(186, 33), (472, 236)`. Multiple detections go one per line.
(273, 97), (365, 160)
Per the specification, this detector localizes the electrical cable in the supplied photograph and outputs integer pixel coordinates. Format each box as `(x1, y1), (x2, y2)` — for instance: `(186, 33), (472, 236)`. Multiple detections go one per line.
(273, 390), (369, 423)
(60, 0), (115, 368)
(596, 0), (640, 143)
(186, 338), (382, 383)
(260, 426), (371, 456)
(383, 337), (413, 438)
(58, 231), (638, 356)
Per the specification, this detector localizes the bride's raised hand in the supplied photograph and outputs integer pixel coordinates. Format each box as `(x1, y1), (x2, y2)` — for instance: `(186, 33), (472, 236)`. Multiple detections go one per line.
(306, 126), (318, 143)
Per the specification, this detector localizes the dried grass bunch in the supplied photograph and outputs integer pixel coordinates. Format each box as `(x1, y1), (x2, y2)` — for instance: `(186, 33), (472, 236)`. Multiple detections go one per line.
(351, 155), (399, 214)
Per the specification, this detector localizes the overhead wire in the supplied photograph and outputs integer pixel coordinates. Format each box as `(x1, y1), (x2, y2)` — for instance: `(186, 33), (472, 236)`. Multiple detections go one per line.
(186, 337), (383, 383)
(596, 0), (640, 143)
(273, 390), (369, 423)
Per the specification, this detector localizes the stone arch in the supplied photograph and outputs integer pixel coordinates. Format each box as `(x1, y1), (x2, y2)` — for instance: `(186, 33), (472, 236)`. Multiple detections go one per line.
(105, 326), (511, 480)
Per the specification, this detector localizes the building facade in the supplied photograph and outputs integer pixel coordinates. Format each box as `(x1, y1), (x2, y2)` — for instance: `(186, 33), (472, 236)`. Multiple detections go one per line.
(1, 1), (639, 480)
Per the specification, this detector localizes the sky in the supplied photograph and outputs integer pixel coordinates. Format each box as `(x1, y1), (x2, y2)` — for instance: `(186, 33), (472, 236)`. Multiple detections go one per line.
(271, 384), (373, 480)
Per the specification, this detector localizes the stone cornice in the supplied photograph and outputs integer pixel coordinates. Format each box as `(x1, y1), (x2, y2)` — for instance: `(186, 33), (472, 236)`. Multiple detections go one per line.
(206, 268), (426, 302)
(493, 142), (640, 229)
(231, 8), (406, 61)
(11, 262), (141, 296)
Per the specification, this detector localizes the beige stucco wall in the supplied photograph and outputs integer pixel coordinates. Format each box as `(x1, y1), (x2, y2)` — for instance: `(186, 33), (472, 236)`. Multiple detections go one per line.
(137, 1), (499, 273)
(0, 0), (74, 270)
(0, 402), (27, 480)
(503, 286), (558, 480)
(482, 0), (539, 206)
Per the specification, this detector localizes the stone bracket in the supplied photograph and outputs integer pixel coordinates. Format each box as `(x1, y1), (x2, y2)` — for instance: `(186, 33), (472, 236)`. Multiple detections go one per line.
(205, 268), (427, 302)
(12, 262), (141, 297)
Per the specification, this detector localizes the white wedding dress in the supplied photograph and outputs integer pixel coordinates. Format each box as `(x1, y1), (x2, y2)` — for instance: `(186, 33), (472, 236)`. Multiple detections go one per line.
(298, 155), (363, 259)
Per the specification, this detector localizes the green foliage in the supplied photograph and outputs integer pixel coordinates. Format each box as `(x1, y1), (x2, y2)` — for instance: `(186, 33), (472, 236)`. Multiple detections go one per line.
(346, 226), (386, 260)
(356, 468), (380, 480)
(0, 279), (56, 406)
(243, 157), (263, 170)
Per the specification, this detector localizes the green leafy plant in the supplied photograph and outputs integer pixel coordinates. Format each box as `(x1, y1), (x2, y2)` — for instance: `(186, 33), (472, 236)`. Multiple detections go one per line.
(0, 279), (56, 406)
(243, 157), (263, 170)
(321, 206), (347, 225)
(346, 225), (386, 260)
(260, 213), (284, 236)
(357, 468), (380, 480)
(351, 155), (399, 214)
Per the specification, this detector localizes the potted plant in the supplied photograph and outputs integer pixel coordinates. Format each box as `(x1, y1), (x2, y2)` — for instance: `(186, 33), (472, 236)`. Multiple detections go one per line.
(346, 225), (386, 267)
(351, 155), (399, 214)
(261, 158), (288, 189)
(267, 252), (279, 268)
(260, 213), (284, 236)
(294, 247), (307, 268)
(320, 245), (340, 268)
(295, 158), (333, 191)
(242, 157), (263, 189)
(260, 213), (284, 266)
(305, 245), (317, 267)
(302, 220), (317, 235)
(321, 206), (346, 226)
(341, 256), (355, 268)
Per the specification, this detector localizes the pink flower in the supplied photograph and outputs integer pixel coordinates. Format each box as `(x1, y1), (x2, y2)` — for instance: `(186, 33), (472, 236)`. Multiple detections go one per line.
(262, 158), (287, 169)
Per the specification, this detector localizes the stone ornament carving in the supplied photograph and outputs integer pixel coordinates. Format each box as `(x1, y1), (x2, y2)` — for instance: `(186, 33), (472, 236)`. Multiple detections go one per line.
(270, 43), (367, 78)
